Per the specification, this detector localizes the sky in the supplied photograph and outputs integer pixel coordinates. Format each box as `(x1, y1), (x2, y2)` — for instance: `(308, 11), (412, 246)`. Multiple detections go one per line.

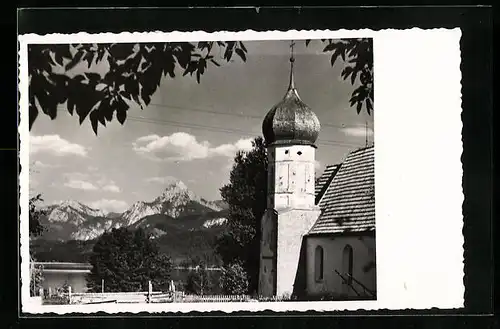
(29, 39), (374, 213)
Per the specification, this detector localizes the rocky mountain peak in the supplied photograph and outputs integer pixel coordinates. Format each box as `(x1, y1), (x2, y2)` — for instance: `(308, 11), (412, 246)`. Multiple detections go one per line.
(157, 180), (197, 202)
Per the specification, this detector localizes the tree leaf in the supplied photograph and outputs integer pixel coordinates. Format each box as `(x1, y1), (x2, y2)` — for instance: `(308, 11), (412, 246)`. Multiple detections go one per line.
(366, 98), (373, 114)
(356, 101), (362, 114)
(323, 42), (337, 52)
(85, 73), (102, 87)
(29, 103), (38, 131)
(224, 47), (233, 61)
(84, 52), (94, 68)
(341, 66), (354, 80)
(116, 98), (127, 125)
(351, 69), (358, 85)
(235, 48), (247, 62)
(89, 110), (99, 135)
(65, 50), (84, 71)
(239, 41), (247, 52)
(210, 59), (220, 67)
(340, 44), (346, 61)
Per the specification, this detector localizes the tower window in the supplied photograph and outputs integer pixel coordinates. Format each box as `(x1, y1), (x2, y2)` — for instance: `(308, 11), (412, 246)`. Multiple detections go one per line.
(297, 151), (302, 155)
(315, 245), (324, 281)
(285, 150), (289, 154)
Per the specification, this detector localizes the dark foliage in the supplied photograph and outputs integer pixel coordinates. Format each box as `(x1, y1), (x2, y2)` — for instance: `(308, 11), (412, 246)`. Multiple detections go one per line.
(87, 227), (172, 292)
(28, 41), (248, 135)
(31, 239), (94, 263)
(306, 38), (374, 115)
(219, 262), (249, 295)
(184, 263), (214, 295)
(215, 136), (268, 294)
(32, 224), (224, 266)
(29, 194), (46, 237)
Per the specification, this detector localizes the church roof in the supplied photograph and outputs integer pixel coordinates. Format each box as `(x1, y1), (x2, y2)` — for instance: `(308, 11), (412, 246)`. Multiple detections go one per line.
(309, 146), (375, 235)
(262, 50), (321, 147)
(315, 163), (342, 204)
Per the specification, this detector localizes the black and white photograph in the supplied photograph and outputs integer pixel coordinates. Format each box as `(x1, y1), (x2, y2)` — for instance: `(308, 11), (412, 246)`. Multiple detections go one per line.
(19, 29), (464, 313)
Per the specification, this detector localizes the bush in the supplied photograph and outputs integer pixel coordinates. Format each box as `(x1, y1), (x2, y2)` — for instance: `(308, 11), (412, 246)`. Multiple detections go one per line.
(219, 262), (249, 295)
(43, 295), (70, 305)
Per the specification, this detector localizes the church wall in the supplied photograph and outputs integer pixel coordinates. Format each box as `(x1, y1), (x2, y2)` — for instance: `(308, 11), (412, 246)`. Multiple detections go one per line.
(276, 208), (320, 297)
(305, 234), (376, 299)
(258, 209), (277, 297)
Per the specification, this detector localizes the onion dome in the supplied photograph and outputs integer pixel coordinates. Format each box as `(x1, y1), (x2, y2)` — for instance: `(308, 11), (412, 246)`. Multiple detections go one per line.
(262, 45), (321, 147)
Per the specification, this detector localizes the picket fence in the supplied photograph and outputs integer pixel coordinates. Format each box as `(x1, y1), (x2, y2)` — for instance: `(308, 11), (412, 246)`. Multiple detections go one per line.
(53, 290), (251, 305)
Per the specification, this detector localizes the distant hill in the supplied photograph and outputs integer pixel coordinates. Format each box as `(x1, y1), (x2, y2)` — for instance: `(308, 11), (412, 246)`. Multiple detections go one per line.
(32, 180), (229, 266)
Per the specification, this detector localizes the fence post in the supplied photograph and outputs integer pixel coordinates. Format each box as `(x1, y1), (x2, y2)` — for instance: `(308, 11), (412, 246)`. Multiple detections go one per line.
(147, 281), (152, 303)
(39, 287), (44, 298)
(68, 286), (72, 304)
(48, 287), (52, 297)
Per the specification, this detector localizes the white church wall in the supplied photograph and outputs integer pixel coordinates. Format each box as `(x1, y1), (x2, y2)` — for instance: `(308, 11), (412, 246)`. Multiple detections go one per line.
(276, 208), (321, 297)
(305, 234), (376, 299)
(259, 209), (277, 297)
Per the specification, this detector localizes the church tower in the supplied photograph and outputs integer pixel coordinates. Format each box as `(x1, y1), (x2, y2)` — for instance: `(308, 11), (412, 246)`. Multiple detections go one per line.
(259, 41), (322, 298)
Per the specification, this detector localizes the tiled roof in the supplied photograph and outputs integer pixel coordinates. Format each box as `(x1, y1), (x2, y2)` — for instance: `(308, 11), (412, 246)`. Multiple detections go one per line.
(315, 164), (341, 204)
(309, 146), (375, 235)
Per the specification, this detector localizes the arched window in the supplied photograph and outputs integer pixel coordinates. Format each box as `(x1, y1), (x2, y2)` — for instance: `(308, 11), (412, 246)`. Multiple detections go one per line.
(342, 244), (354, 294)
(315, 246), (324, 281)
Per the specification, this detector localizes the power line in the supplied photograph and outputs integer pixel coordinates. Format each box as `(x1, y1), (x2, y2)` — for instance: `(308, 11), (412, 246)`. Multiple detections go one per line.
(55, 107), (366, 149)
(146, 102), (355, 130)
(127, 115), (363, 149)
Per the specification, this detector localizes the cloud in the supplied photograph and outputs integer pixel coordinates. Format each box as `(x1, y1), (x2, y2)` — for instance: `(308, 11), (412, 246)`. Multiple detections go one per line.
(87, 166), (99, 172)
(64, 179), (98, 191)
(96, 177), (121, 193)
(63, 172), (89, 180)
(145, 176), (178, 185)
(133, 132), (254, 162)
(315, 160), (322, 170)
(30, 135), (87, 157)
(102, 184), (121, 193)
(211, 139), (254, 157)
(341, 126), (374, 138)
(32, 160), (59, 169)
(62, 172), (120, 193)
(89, 199), (128, 213)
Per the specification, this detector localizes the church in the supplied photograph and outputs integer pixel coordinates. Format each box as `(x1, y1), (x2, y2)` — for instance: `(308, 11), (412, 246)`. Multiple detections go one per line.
(258, 43), (376, 300)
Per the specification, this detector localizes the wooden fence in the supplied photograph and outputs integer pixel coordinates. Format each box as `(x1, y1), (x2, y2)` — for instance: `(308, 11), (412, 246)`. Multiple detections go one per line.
(49, 288), (251, 305)
(41, 280), (252, 305)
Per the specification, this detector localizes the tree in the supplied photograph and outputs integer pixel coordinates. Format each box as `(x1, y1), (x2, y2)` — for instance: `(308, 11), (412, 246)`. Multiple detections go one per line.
(29, 193), (46, 296)
(219, 262), (249, 295)
(29, 193), (46, 237)
(215, 136), (267, 294)
(28, 41), (248, 134)
(29, 262), (44, 296)
(184, 263), (213, 295)
(306, 38), (373, 115)
(87, 227), (172, 292)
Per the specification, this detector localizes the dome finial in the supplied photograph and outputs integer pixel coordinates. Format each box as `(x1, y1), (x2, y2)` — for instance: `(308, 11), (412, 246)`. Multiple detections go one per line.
(289, 40), (296, 89)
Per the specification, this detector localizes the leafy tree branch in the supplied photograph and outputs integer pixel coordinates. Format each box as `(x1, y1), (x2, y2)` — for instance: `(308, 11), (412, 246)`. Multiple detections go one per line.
(28, 41), (248, 135)
(306, 38), (374, 115)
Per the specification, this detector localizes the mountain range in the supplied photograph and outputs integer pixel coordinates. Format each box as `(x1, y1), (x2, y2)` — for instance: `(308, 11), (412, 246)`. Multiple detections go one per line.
(33, 180), (229, 264)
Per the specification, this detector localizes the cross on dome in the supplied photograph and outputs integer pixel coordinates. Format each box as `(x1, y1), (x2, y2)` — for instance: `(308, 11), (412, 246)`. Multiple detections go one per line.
(261, 40), (321, 147)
